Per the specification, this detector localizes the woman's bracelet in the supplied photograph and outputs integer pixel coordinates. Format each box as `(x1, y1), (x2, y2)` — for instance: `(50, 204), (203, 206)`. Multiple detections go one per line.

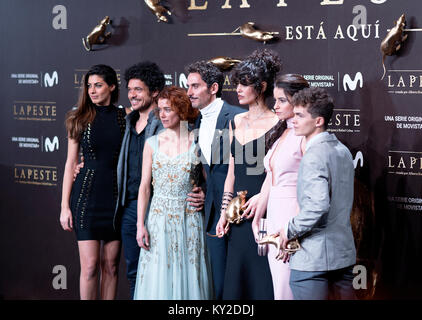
(220, 191), (234, 216)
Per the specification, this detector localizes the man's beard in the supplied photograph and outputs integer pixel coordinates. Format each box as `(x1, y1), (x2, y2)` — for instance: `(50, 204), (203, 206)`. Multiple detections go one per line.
(136, 103), (151, 112)
(132, 99), (152, 112)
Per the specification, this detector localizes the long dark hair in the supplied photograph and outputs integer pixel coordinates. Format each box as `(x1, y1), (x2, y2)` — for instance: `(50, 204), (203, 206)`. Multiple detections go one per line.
(265, 74), (309, 152)
(65, 64), (119, 141)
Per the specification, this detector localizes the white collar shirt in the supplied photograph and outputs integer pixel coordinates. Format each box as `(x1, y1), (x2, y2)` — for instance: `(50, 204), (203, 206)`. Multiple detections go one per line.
(198, 98), (224, 165)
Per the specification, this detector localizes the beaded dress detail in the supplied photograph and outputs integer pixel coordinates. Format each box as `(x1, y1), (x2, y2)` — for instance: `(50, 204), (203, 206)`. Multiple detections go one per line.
(70, 105), (125, 240)
(134, 134), (212, 300)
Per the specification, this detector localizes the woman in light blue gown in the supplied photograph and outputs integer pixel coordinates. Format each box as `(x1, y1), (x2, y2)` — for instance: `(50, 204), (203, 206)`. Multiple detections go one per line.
(133, 86), (212, 300)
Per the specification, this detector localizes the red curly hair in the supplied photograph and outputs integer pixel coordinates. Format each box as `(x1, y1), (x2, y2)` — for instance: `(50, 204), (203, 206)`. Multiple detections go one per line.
(156, 86), (199, 123)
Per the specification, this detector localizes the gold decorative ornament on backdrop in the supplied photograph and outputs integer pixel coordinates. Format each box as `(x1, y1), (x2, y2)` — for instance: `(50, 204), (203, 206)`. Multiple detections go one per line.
(188, 22), (279, 43)
(144, 0), (171, 23)
(82, 16), (112, 51)
(208, 56), (242, 71)
(380, 14), (408, 80)
(236, 22), (278, 43)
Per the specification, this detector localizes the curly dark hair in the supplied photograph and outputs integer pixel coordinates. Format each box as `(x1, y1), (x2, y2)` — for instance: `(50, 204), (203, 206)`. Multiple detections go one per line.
(185, 61), (224, 97)
(291, 87), (334, 130)
(231, 49), (282, 99)
(265, 74), (310, 151)
(124, 61), (165, 93)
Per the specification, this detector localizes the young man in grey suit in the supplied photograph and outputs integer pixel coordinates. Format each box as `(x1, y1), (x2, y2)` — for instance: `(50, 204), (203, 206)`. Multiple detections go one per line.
(279, 87), (356, 300)
(186, 61), (245, 299)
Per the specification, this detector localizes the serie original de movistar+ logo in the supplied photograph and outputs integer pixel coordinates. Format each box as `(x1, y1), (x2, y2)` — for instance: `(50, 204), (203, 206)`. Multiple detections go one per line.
(11, 136), (59, 152)
(10, 71), (58, 87)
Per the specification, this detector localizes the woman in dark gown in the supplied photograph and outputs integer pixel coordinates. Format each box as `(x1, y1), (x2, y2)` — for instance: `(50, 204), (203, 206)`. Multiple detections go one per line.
(60, 65), (125, 299)
(216, 49), (281, 299)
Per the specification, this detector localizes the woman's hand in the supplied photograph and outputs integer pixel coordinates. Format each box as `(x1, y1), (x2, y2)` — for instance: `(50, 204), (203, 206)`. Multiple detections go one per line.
(59, 208), (73, 231)
(251, 215), (261, 243)
(136, 224), (150, 250)
(241, 193), (260, 220)
(216, 215), (228, 238)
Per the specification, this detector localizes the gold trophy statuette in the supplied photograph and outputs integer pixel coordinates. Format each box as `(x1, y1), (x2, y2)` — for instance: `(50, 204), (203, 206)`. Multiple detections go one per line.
(82, 16), (112, 51)
(208, 190), (248, 237)
(258, 234), (301, 260)
(380, 14), (408, 80)
(144, 0), (171, 23)
(208, 56), (242, 71)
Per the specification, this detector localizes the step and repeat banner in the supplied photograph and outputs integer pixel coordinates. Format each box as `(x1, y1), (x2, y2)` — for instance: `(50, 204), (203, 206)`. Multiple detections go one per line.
(1, 0), (421, 299)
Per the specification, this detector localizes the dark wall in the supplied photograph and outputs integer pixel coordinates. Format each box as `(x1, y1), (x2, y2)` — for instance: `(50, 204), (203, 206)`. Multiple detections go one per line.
(1, 0), (421, 299)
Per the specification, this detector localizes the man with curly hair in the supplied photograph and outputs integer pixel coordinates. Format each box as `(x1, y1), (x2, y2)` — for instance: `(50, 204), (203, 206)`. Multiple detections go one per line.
(186, 61), (245, 299)
(112, 61), (166, 299)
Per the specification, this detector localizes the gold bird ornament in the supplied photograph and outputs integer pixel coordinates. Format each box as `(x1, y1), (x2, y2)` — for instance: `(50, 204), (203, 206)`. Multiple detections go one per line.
(208, 56), (242, 71)
(258, 234), (301, 260)
(208, 190), (248, 237)
(380, 14), (408, 80)
(144, 0), (171, 23)
(82, 16), (112, 52)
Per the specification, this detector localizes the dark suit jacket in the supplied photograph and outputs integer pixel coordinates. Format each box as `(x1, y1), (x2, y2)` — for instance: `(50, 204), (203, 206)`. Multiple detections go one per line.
(194, 101), (245, 231)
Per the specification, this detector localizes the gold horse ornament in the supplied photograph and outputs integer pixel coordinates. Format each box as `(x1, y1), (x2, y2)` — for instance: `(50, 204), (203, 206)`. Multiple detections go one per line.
(82, 16), (112, 52)
(144, 0), (171, 23)
(208, 56), (242, 71)
(380, 14), (408, 80)
(258, 234), (301, 260)
(237, 22), (278, 43)
(208, 190), (248, 237)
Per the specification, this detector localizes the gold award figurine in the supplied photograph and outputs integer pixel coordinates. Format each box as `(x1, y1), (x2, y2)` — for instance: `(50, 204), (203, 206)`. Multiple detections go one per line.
(258, 234), (301, 260)
(82, 16), (112, 52)
(144, 0), (171, 23)
(380, 14), (408, 80)
(236, 22), (278, 43)
(208, 56), (242, 71)
(208, 190), (248, 237)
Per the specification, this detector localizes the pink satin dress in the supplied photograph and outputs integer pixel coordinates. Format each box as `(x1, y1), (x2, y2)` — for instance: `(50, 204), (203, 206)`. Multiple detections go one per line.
(263, 118), (303, 300)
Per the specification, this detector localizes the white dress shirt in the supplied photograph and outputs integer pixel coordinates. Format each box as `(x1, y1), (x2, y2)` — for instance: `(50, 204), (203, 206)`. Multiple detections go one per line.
(198, 98), (224, 165)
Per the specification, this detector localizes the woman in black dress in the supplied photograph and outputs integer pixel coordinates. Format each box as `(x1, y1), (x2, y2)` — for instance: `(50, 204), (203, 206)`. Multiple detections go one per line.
(60, 65), (125, 299)
(216, 49), (281, 299)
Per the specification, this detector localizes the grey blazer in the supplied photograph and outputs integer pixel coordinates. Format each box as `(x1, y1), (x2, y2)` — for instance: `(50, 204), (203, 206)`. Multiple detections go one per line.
(113, 109), (163, 228)
(287, 132), (356, 271)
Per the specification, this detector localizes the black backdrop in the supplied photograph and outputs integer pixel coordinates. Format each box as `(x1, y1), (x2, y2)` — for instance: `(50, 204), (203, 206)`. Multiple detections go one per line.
(1, 0), (421, 299)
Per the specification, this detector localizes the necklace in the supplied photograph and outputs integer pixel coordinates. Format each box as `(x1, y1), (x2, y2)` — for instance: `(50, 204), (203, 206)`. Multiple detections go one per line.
(245, 109), (266, 129)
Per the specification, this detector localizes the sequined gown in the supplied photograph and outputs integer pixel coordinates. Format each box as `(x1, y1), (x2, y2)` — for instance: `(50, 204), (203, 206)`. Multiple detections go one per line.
(134, 134), (212, 300)
(70, 105), (125, 241)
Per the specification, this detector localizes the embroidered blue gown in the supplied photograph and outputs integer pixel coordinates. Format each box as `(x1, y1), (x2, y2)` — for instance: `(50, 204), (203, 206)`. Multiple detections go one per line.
(133, 135), (212, 300)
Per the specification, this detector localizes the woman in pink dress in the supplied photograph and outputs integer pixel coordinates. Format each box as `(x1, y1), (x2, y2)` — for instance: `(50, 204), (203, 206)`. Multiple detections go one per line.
(243, 74), (309, 299)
